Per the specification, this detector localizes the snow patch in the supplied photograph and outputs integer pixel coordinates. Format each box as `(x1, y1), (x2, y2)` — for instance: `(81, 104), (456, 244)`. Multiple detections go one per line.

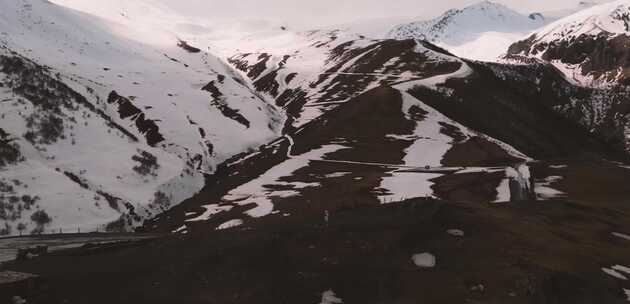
(319, 290), (343, 304)
(186, 204), (233, 223)
(446, 229), (465, 237)
(378, 172), (440, 202)
(412, 253), (436, 268)
(602, 267), (628, 280)
(613, 232), (630, 241)
(323, 172), (351, 178)
(216, 219), (243, 230)
(172, 225), (187, 234)
(222, 144), (347, 218)
(535, 175), (566, 200)
(550, 165), (568, 169)
(613, 265), (630, 275)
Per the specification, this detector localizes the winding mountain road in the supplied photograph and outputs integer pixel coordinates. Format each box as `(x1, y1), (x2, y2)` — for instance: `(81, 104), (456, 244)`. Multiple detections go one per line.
(283, 134), (477, 173)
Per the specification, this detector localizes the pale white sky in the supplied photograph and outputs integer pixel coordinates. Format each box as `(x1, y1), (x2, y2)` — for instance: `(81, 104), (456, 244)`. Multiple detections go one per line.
(51, 0), (613, 27)
(149, 0), (610, 24)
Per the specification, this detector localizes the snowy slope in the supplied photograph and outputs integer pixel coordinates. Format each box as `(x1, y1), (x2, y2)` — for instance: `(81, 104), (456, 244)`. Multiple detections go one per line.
(326, 16), (416, 39)
(387, 1), (548, 61)
(51, 0), (460, 131)
(0, 0), (283, 235)
(506, 0), (630, 86)
(2, 0), (628, 237)
(516, 0), (630, 46)
(149, 36), (627, 234)
(185, 25), (471, 134)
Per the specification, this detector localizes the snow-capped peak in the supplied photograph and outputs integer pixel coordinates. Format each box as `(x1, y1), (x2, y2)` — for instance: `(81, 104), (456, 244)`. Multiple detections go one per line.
(388, 1), (546, 43)
(387, 1), (547, 61)
(530, 0), (630, 43)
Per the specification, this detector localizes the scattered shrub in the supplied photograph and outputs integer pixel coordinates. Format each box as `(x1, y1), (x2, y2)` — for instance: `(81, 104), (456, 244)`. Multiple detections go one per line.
(16, 223), (26, 235)
(132, 150), (159, 177)
(105, 214), (132, 232)
(0, 128), (22, 167)
(24, 113), (65, 145)
(149, 191), (171, 211)
(31, 210), (52, 226)
(0, 223), (11, 236)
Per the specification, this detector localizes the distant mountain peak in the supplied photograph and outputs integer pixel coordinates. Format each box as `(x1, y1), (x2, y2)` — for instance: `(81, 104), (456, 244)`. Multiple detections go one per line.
(506, 0), (630, 86)
(464, 0), (513, 11)
(389, 1), (545, 41)
(387, 1), (547, 61)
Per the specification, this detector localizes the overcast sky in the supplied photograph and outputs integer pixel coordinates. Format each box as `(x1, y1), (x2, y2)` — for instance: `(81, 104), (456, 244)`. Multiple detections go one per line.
(52, 0), (613, 28)
(148, 0), (611, 25)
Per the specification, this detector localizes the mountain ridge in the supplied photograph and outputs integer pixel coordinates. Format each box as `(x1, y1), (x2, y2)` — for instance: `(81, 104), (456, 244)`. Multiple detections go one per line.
(387, 1), (548, 61)
(506, 0), (630, 86)
(0, 0), (629, 237)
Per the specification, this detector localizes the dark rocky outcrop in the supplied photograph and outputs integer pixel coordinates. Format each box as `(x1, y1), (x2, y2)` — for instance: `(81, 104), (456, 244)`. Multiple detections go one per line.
(507, 33), (630, 85)
(201, 81), (251, 128)
(107, 91), (164, 146)
(176, 40), (201, 53)
(0, 128), (22, 167)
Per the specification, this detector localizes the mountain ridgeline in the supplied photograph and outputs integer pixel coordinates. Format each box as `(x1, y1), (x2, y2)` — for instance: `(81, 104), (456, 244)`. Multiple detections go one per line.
(3, 1), (630, 303)
(0, 0), (626, 237)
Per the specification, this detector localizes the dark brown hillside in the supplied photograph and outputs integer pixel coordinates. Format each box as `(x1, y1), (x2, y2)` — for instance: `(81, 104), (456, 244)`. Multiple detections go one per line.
(407, 61), (630, 161)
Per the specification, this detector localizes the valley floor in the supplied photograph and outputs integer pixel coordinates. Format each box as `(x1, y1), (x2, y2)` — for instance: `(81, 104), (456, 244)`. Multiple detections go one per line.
(2, 177), (630, 303)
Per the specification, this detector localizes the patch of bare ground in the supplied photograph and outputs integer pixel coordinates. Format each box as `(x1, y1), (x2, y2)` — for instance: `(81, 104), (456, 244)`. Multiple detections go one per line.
(442, 137), (523, 167)
(432, 171), (505, 203)
(531, 160), (630, 205)
(4, 195), (630, 304)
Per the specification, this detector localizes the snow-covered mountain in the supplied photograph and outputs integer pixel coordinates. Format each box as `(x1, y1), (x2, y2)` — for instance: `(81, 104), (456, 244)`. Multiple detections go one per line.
(506, 0), (630, 86)
(3, 2), (630, 303)
(1, 0), (629, 237)
(387, 1), (548, 61)
(146, 36), (630, 234)
(0, 0), (283, 235)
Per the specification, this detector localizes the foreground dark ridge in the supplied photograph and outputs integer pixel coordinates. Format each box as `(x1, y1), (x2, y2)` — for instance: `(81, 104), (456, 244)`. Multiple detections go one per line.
(3, 195), (630, 303)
